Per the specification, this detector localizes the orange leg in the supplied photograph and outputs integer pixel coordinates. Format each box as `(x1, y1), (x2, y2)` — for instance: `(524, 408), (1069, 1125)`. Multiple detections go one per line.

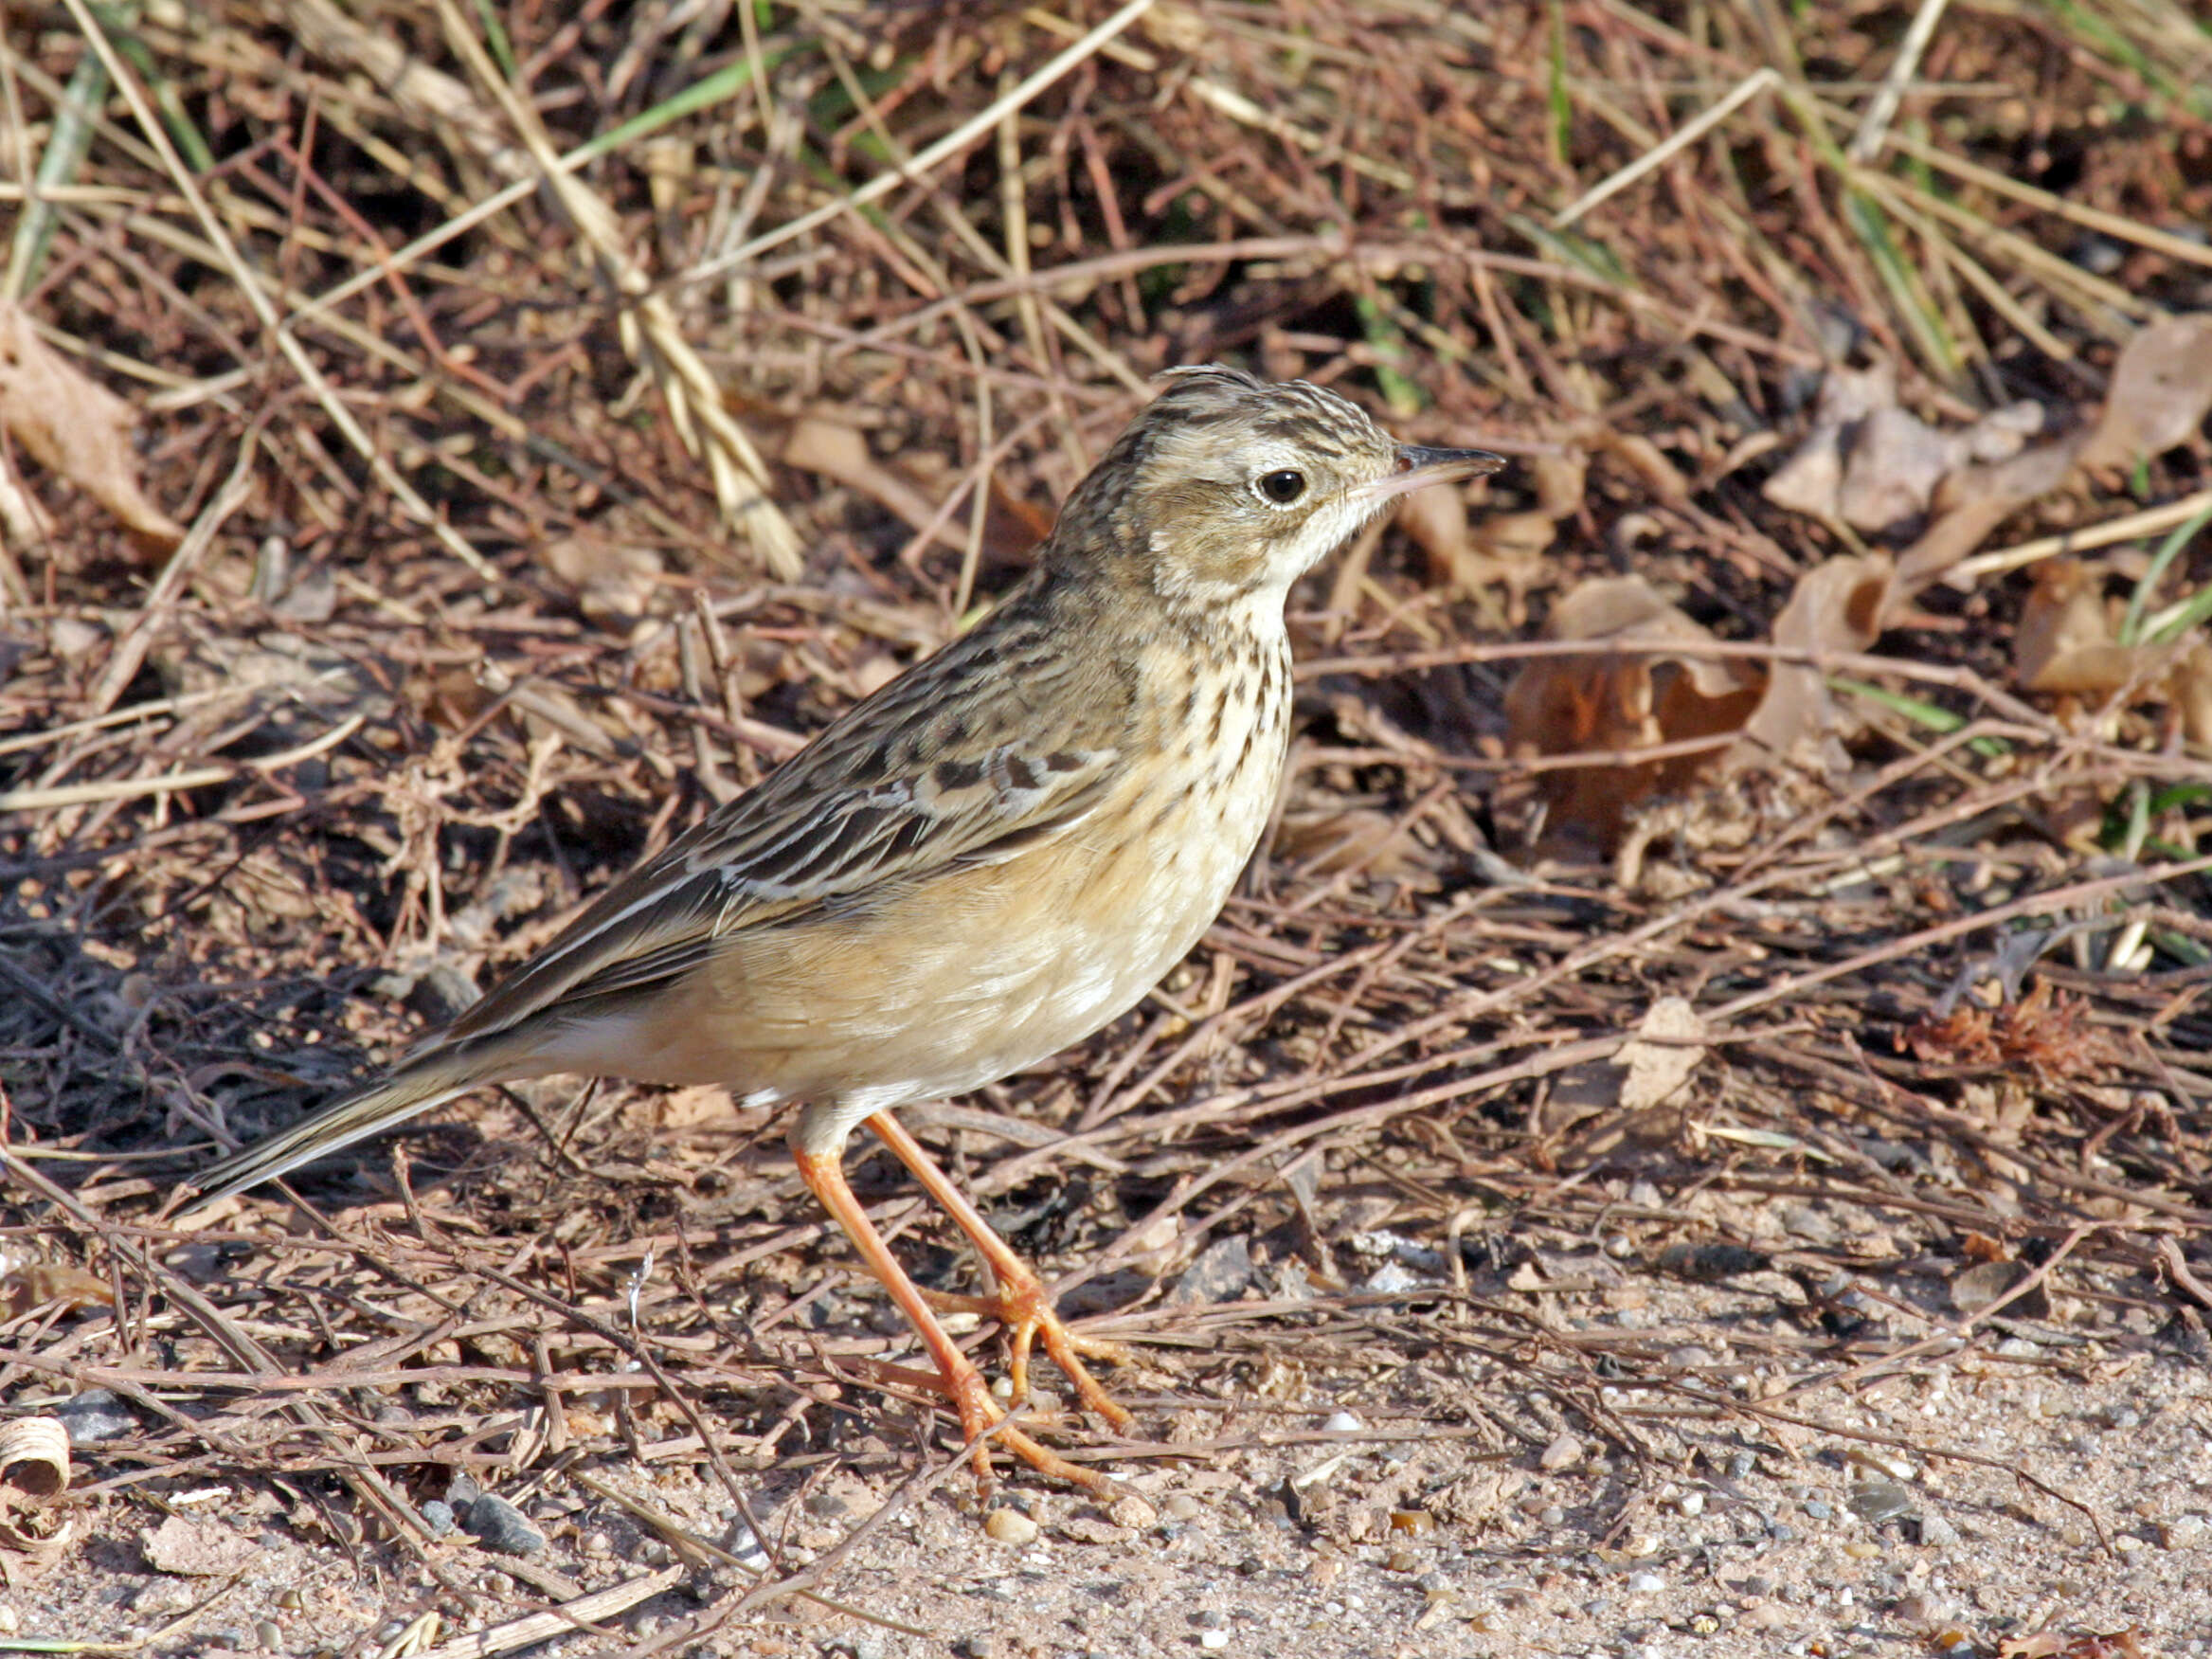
(790, 1131), (1110, 1493)
(865, 1110), (1134, 1432)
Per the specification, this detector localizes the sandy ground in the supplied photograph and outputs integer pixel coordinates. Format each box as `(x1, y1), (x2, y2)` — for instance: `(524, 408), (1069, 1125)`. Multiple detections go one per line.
(9, 1168), (2206, 1659)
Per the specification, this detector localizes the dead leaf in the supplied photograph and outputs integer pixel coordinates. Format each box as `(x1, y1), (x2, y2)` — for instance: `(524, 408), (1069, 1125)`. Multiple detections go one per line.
(1896, 432), (2088, 591)
(0, 300), (184, 556)
(0, 1263), (114, 1320)
(782, 415), (938, 531)
(1998, 1628), (2146, 1659)
(2010, 558), (2203, 730)
(1761, 361), (1896, 521)
(1273, 805), (1441, 884)
(2077, 314), (2212, 474)
(142, 1513), (259, 1577)
(1731, 553), (1891, 768)
(539, 529), (665, 623)
(2014, 559), (2135, 694)
(1613, 996), (1707, 1110)
(1594, 428), (1691, 507)
(1397, 480), (1553, 618)
(1530, 447), (1585, 519)
(1898, 313), (2212, 592)
(2172, 639), (2212, 749)
(1394, 482), (1471, 589)
(782, 413), (1051, 567)
(1765, 358), (2042, 535)
(1906, 981), (2120, 1081)
(1502, 577), (1763, 855)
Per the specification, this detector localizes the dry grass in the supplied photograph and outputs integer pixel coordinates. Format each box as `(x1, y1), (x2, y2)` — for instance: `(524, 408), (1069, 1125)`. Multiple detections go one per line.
(2, 0), (2211, 1650)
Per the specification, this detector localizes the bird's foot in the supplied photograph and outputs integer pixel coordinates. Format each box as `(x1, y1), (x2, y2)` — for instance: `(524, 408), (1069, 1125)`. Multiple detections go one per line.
(928, 1350), (1114, 1495)
(925, 1266), (1135, 1433)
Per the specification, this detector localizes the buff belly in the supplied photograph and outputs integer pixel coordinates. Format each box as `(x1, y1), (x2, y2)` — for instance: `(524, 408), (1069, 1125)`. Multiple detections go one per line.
(534, 756), (1274, 1146)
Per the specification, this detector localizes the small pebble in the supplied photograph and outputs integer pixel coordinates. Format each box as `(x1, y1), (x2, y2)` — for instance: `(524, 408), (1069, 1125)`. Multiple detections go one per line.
(1161, 1493), (1202, 1522)
(1916, 1513), (1960, 1548)
(255, 1620), (283, 1651)
(1107, 1495), (1156, 1530)
(1322, 1411), (1363, 1434)
(1849, 1483), (1914, 1525)
(1675, 1490), (1705, 1519)
(419, 1501), (456, 1539)
(2161, 1515), (2206, 1550)
(1193, 1611), (1227, 1630)
(1361, 1263), (1422, 1294)
(1199, 1632), (1229, 1651)
(984, 1508), (1038, 1546)
(1627, 1571), (1665, 1594)
(54, 1390), (136, 1447)
(2071, 236), (2125, 275)
(463, 1494), (546, 1557)
(1801, 1500), (1833, 1522)
(1539, 1433), (1584, 1471)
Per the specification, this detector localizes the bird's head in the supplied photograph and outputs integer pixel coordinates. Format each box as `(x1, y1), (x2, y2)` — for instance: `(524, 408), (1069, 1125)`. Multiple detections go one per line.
(1052, 364), (1504, 614)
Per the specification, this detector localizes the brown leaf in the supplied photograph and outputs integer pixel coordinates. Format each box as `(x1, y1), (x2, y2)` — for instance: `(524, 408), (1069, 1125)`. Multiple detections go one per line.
(2078, 314), (2212, 474)
(0, 1264), (114, 1320)
(1612, 996), (1707, 1110)
(1393, 482), (1471, 588)
(1398, 478), (1553, 609)
(2014, 559), (2137, 694)
(782, 414), (1050, 567)
(1272, 805), (1440, 884)
(1502, 577), (1763, 854)
(1761, 361), (1896, 522)
(0, 300), (183, 555)
(1895, 432), (2088, 591)
(2171, 639), (2212, 749)
(539, 529), (665, 623)
(1529, 447), (1586, 519)
(1768, 356), (2045, 542)
(1732, 553), (1891, 768)
(1906, 982), (2119, 1082)
(781, 415), (937, 531)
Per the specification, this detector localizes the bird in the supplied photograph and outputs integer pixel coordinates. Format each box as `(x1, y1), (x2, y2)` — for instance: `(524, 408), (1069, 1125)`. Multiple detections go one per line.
(181, 365), (1503, 1489)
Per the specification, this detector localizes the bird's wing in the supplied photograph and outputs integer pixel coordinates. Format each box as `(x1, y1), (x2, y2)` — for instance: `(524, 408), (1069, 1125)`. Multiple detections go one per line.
(436, 622), (1125, 1052)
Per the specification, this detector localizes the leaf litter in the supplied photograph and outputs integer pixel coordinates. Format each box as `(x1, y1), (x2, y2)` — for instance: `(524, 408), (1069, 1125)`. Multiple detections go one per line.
(1, 3), (2211, 1656)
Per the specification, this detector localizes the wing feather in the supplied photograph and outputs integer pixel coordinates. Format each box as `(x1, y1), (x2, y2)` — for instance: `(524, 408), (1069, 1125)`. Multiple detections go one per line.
(435, 617), (1126, 1054)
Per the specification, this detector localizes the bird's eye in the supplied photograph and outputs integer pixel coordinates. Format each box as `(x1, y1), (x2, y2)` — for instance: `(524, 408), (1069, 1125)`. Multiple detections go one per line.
(1254, 469), (1307, 505)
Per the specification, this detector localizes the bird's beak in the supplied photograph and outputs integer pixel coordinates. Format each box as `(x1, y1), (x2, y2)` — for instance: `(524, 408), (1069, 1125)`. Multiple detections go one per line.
(1356, 443), (1507, 503)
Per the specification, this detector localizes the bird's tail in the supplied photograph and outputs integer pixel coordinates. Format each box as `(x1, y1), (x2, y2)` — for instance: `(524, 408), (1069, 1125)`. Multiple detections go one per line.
(183, 1052), (498, 1206)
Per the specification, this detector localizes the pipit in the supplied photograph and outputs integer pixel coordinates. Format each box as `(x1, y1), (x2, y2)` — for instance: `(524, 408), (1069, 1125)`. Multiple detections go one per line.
(185, 365), (1502, 1488)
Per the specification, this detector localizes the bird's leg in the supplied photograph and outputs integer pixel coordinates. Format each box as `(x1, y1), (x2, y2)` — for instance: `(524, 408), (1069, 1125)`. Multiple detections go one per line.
(865, 1110), (1134, 1432)
(788, 1117), (1109, 1494)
